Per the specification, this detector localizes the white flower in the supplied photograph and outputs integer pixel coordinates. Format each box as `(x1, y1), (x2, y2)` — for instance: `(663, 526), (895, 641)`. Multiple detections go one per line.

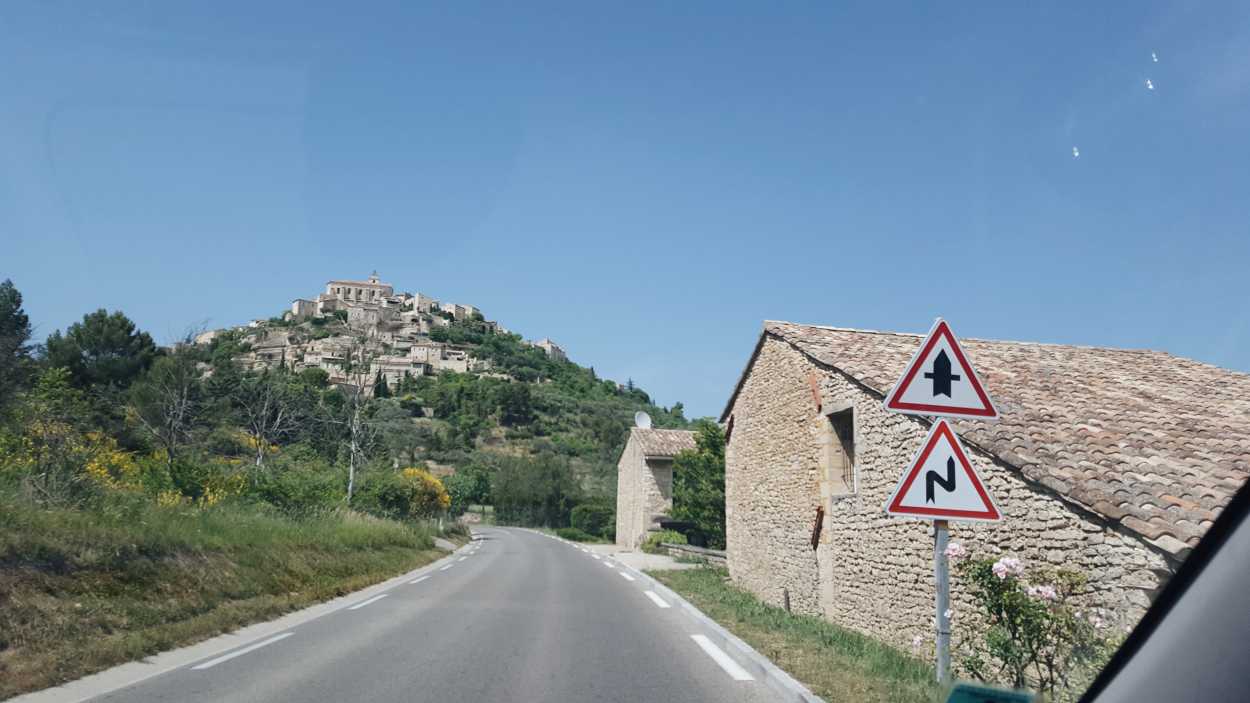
(943, 608), (954, 621)
(991, 556), (1025, 580)
(944, 542), (968, 561)
(912, 634), (925, 651)
(1026, 584), (1058, 602)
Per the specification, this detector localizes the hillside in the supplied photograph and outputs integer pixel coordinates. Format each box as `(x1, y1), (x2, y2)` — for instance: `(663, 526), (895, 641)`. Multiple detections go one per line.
(198, 274), (690, 509)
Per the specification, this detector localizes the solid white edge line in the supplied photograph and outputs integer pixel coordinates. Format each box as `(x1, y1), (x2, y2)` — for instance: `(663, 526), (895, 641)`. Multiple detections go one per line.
(190, 632), (293, 670)
(619, 572), (636, 581)
(691, 634), (755, 681)
(409, 575), (430, 585)
(644, 591), (670, 608)
(347, 593), (388, 611)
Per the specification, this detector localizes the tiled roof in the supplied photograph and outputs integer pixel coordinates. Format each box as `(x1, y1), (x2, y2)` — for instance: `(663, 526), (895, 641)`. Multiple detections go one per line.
(632, 428), (698, 458)
(745, 320), (1250, 558)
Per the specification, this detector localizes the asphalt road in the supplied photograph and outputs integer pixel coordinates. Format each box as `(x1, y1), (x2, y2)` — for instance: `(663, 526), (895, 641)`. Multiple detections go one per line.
(93, 527), (774, 703)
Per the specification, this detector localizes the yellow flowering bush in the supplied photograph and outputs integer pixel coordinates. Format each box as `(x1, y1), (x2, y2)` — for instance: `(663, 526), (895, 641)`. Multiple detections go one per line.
(82, 432), (141, 491)
(359, 467), (451, 520)
(400, 467), (452, 516)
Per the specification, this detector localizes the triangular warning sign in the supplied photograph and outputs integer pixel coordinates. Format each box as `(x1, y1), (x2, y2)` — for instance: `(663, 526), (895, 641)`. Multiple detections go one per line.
(884, 419), (1001, 522)
(883, 318), (998, 420)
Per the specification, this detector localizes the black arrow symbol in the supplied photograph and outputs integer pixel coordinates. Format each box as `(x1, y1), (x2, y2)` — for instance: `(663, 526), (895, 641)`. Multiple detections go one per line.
(923, 349), (961, 398)
(926, 457), (957, 503)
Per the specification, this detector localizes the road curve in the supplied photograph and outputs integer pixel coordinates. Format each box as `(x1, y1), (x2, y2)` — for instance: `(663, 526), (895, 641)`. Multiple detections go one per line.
(93, 527), (773, 703)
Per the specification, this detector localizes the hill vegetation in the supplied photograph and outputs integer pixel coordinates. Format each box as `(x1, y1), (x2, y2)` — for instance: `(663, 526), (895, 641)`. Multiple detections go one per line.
(0, 277), (687, 694)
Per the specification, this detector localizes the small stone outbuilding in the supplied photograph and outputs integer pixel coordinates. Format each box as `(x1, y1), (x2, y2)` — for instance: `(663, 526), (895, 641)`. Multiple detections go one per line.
(615, 427), (696, 549)
(721, 320), (1250, 654)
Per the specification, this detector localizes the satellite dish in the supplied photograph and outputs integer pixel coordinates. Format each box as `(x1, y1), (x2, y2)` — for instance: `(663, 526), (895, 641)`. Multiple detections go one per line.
(634, 411), (652, 429)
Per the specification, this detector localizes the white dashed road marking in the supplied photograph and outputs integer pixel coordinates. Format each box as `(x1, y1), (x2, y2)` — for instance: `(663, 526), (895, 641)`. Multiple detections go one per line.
(439, 564), (455, 572)
(459, 556), (468, 562)
(347, 594), (388, 611)
(644, 591), (670, 608)
(691, 635), (755, 681)
(619, 572), (635, 582)
(409, 575), (430, 585)
(191, 632), (294, 670)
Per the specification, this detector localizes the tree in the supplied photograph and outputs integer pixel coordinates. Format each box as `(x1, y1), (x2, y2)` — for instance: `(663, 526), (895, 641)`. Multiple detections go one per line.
(45, 309), (157, 390)
(322, 329), (384, 504)
(0, 279), (33, 408)
(491, 453), (580, 527)
(128, 352), (202, 472)
(1, 367), (95, 504)
(373, 371), (391, 398)
(374, 399), (424, 467)
(233, 370), (307, 468)
(496, 382), (535, 426)
(671, 420), (726, 549)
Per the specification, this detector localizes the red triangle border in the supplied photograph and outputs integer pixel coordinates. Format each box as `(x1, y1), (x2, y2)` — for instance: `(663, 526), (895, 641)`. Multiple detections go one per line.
(884, 319), (998, 419)
(885, 420), (1001, 521)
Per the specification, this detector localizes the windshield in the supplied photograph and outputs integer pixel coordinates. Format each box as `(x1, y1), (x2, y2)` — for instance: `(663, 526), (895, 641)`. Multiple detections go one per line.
(3, 3), (1248, 703)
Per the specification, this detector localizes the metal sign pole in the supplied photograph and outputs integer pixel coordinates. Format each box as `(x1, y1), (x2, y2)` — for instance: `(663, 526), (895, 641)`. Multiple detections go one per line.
(934, 518), (951, 684)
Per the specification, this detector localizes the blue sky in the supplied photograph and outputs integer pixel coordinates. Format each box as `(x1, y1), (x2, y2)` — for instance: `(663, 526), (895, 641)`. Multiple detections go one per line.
(4, 2), (1249, 418)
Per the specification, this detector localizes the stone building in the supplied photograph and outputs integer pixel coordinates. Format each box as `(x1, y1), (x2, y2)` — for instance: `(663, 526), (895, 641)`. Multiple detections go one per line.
(290, 298), (317, 321)
(720, 320), (1250, 654)
(615, 427), (697, 549)
(531, 337), (567, 361)
(325, 272), (394, 305)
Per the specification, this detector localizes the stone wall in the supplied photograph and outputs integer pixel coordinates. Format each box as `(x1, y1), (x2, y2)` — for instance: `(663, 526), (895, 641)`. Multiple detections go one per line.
(725, 334), (1173, 655)
(662, 543), (728, 566)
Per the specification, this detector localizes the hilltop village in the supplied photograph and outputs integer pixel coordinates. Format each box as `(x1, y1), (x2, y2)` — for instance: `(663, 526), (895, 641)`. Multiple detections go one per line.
(193, 273), (567, 392)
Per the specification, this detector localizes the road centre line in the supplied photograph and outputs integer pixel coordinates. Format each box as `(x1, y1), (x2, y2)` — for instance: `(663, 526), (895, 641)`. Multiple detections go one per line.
(644, 591), (670, 608)
(619, 572), (636, 581)
(347, 594), (388, 611)
(409, 575), (430, 585)
(190, 632), (294, 671)
(690, 634), (755, 681)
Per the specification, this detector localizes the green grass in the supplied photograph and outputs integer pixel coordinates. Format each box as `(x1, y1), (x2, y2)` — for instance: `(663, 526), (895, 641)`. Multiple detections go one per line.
(650, 568), (941, 703)
(0, 494), (445, 699)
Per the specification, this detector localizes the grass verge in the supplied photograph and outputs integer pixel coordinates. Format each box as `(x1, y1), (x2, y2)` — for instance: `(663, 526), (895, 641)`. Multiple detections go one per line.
(649, 567), (940, 703)
(0, 495), (445, 700)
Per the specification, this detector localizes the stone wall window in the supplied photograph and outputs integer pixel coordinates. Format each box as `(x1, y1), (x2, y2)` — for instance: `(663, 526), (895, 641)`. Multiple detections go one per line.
(824, 408), (855, 496)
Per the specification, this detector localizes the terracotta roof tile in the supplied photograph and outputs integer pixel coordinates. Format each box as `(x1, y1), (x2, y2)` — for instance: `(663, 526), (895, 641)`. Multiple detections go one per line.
(759, 320), (1250, 557)
(631, 428), (697, 458)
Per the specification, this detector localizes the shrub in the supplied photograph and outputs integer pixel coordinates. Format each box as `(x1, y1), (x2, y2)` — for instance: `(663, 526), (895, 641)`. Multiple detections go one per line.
(952, 547), (1118, 698)
(671, 420), (726, 549)
(441, 520), (470, 539)
(642, 529), (686, 554)
(554, 526), (596, 542)
(356, 467), (450, 521)
(570, 502), (614, 538)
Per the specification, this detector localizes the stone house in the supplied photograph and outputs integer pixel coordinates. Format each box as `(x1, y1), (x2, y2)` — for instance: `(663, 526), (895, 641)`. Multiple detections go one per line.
(720, 320), (1250, 654)
(290, 298), (317, 321)
(615, 427), (697, 549)
(371, 355), (429, 389)
(531, 337), (567, 361)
